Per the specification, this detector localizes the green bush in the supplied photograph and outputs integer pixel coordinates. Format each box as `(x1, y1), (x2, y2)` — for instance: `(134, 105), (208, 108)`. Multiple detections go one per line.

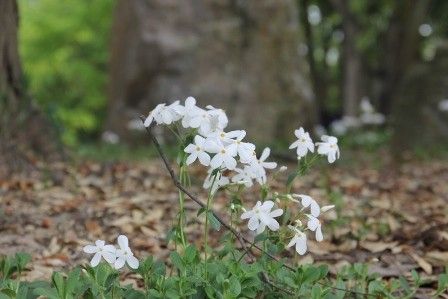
(19, 0), (115, 145)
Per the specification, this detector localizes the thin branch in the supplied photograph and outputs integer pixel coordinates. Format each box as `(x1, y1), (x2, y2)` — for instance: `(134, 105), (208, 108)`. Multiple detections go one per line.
(140, 116), (372, 297)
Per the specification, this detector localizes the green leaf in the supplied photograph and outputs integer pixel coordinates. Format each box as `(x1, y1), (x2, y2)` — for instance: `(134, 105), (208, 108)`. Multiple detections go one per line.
(0, 289), (16, 298)
(51, 272), (65, 297)
(184, 245), (197, 264)
(228, 275), (241, 297)
(437, 273), (448, 294)
(34, 287), (59, 299)
(311, 285), (322, 299)
(66, 268), (81, 295)
(170, 252), (185, 272)
(197, 207), (206, 217)
(15, 253), (31, 272)
(207, 212), (221, 231)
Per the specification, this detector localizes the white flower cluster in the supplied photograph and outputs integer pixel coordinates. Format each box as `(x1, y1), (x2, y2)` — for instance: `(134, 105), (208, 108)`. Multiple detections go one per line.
(289, 127), (340, 163)
(144, 97), (277, 191)
(144, 97), (341, 258)
(286, 194), (334, 255)
(83, 235), (139, 270)
(330, 97), (385, 136)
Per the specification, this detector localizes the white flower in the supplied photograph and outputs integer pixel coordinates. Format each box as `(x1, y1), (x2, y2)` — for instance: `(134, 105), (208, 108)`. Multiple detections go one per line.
(207, 130), (244, 145)
(191, 109), (212, 133)
(83, 240), (116, 267)
(249, 148), (277, 184)
(439, 99), (448, 112)
(101, 131), (120, 144)
(307, 215), (323, 242)
(293, 194), (320, 217)
(181, 97), (203, 128)
(240, 201), (283, 234)
(279, 166), (288, 172)
(225, 131), (256, 162)
(206, 105), (228, 132)
(144, 102), (182, 127)
(203, 170), (230, 194)
(330, 116), (360, 136)
(127, 118), (145, 131)
(205, 140), (238, 170)
(316, 135), (340, 163)
(113, 235), (139, 270)
(314, 125), (327, 137)
(360, 112), (385, 125)
(360, 97), (374, 114)
(330, 119), (348, 136)
(289, 127), (314, 158)
(231, 166), (254, 187)
(184, 135), (211, 166)
(287, 225), (307, 255)
(359, 98), (385, 125)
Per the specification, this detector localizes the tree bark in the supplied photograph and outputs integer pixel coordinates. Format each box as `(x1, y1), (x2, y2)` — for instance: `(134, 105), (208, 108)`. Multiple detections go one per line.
(0, 0), (60, 175)
(379, 0), (430, 115)
(330, 0), (363, 117)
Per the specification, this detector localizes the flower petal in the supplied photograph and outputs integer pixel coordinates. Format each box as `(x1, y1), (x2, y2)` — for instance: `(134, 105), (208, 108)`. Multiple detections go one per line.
(83, 245), (98, 254)
(126, 255), (139, 269)
(114, 257), (126, 270)
(117, 235), (129, 250)
(247, 216), (259, 231)
(267, 219), (280, 231)
(186, 153), (197, 165)
(90, 252), (102, 267)
(102, 251), (116, 264)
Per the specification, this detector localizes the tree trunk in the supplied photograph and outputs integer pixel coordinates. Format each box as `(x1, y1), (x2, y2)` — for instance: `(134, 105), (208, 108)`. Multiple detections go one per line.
(0, 0), (60, 176)
(379, 0), (430, 115)
(330, 0), (363, 117)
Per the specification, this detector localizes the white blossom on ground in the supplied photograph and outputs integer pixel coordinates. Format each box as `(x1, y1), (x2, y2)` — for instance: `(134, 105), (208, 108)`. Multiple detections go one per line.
(316, 135), (340, 163)
(330, 116), (360, 136)
(184, 135), (211, 166)
(83, 240), (116, 267)
(289, 127), (314, 158)
(287, 225), (308, 255)
(113, 235), (139, 270)
(307, 215), (323, 242)
(359, 98), (385, 125)
(101, 131), (120, 144)
(240, 201), (283, 234)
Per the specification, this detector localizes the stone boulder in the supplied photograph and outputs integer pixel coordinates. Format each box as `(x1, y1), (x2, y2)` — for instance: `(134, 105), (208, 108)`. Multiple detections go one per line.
(106, 0), (314, 143)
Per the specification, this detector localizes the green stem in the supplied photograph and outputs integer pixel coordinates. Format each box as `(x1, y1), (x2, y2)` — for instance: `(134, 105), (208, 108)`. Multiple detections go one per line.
(286, 153), (319, 193)
(204, 172), (218, 280)
(178, 164), (187, 248)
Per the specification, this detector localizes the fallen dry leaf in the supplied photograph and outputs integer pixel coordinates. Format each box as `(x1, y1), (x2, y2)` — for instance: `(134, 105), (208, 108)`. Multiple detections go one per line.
(360, 241), (399, 253)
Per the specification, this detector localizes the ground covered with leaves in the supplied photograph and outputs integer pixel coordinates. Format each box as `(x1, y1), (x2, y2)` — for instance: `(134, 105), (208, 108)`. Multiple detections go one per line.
(1, 156), (447, 297)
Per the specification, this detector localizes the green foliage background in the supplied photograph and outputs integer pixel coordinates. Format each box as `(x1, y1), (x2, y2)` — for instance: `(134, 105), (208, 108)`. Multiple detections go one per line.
(19, 0), (115, 146)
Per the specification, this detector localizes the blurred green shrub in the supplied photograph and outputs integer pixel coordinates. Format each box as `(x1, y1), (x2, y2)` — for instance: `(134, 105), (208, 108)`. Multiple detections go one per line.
(19, 0), (115, 146)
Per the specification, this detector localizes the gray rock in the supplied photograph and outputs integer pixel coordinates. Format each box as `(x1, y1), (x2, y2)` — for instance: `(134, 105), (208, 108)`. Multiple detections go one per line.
(106, 0), (314, 143)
